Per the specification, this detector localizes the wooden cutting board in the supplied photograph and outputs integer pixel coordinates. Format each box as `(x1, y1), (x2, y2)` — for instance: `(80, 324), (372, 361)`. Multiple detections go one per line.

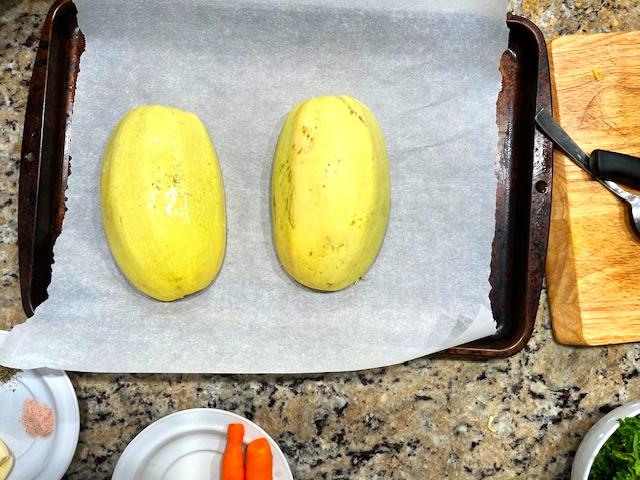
(547, 31), (640, 345)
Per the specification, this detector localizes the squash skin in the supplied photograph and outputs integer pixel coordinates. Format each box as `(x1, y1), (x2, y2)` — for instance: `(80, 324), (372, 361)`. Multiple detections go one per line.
(101, 105), (226, 301)
(271, 96), (390, 291)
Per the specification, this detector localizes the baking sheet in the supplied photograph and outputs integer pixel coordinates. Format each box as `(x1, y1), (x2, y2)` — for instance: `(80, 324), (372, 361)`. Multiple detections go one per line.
(1, 0), (506, 373)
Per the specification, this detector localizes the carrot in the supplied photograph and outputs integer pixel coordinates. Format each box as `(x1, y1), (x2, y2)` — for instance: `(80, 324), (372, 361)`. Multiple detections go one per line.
(221, 423), (245, 480)
(246, 437), (273, 480)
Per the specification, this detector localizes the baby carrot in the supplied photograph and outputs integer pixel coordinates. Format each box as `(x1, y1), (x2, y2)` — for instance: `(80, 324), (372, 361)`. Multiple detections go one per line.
(246, 437), (273, 480)
(221, 423), (245, 480)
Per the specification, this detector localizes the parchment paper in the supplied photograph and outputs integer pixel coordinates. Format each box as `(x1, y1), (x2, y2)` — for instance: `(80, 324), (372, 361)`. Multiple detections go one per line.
(1, 0), (507, 373)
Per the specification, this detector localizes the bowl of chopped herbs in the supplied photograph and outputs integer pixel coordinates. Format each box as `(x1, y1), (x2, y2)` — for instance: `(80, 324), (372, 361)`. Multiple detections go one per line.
(572, 401), (640, 480)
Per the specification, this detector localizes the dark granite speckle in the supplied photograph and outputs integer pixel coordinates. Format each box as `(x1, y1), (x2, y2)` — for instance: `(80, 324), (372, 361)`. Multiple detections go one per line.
(1, 1), (640, 478)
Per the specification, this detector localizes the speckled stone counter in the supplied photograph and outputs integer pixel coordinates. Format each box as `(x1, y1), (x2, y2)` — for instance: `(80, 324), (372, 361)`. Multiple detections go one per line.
(1, 1), (640, 478)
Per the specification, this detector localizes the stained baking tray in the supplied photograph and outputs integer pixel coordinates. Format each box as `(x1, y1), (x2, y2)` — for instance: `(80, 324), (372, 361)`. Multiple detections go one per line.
(18, 1), (552, 360)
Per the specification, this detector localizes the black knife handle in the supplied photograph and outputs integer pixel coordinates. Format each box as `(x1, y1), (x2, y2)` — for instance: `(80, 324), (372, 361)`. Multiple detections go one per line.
(589, 149), (640, 189)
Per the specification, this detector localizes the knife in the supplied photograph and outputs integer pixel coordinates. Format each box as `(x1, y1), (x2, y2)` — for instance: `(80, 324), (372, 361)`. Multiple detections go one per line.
(534, 108), (640, 235)
(534, 109), (640, 188)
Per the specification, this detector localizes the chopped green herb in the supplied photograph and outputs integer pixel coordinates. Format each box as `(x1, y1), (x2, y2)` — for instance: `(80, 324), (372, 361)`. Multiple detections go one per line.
(590, 415), (640, 479)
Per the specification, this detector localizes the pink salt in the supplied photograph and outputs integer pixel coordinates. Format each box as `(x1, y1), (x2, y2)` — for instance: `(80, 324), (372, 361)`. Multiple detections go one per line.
(21, 398), (55, 438)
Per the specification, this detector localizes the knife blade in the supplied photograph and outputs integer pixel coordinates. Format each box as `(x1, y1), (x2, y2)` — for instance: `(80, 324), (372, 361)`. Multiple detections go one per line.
(534, 108), (591, 174)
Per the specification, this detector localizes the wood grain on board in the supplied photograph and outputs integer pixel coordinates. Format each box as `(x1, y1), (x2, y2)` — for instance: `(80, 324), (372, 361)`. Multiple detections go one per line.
(547, 31), (640, 345)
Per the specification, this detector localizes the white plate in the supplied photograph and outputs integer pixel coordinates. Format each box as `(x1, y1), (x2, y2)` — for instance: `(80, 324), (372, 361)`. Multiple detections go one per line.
(572, 400), (640, 480)
(113, 408), (293, 480)
(0, 331), (79, 480)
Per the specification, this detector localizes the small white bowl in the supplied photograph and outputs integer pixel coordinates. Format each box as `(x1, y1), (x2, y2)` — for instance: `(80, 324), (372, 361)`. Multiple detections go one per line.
(572, 400), (640, 480)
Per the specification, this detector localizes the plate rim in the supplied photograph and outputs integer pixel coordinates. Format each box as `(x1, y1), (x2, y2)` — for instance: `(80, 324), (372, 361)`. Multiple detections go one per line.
(0, 330), (80, 480)
(113, 407), (293, 480)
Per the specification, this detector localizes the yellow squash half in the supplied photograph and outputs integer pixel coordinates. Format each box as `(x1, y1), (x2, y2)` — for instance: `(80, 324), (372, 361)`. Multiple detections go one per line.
(101, 105), (226, 301)
(272, 95), (390, 291)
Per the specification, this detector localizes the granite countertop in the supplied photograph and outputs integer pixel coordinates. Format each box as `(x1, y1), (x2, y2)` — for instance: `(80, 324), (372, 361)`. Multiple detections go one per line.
(1, 1), (639, 478)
